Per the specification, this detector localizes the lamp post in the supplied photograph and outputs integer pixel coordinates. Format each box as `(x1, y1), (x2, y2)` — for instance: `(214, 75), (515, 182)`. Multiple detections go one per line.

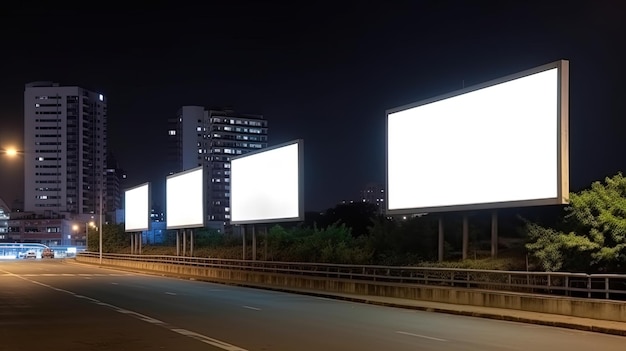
(72, 224), (79, 246)
(86, 221), (95, 251)
(99, 186), (103, 265)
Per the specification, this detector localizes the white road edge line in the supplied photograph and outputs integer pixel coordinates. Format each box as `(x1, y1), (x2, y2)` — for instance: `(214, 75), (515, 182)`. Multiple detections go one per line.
(0, 267), (249, 351)
(171, 328), (248, 351)
(396, 331), (447, 342)
(165, 292), (177, 295)
(242, 305), (261, 311)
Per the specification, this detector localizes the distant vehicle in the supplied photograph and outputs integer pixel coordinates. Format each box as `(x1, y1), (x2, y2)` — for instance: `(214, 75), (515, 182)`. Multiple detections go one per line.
(25, 250), (37, 259)
(41, 248), (54, 259)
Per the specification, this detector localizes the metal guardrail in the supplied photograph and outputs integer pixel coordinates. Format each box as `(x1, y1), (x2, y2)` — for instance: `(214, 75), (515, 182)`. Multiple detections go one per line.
(78, 252), (626, 300)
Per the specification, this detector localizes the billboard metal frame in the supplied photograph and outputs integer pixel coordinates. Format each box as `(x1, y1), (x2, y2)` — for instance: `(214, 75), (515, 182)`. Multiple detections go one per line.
(229, 139), (304, 225)
(166, 165), (206, 230)
(124, 182), (151, 233)
(385, 59), (569, 215)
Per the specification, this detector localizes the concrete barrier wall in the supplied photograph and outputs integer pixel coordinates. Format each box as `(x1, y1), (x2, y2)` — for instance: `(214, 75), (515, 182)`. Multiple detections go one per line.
(76, 256), (626, 322)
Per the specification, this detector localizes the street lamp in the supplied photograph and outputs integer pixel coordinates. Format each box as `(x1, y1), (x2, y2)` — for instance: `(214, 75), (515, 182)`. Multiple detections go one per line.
(72, 224), (79, 245)
(86, 221), (95, 251)
(98, 174), (104, 265)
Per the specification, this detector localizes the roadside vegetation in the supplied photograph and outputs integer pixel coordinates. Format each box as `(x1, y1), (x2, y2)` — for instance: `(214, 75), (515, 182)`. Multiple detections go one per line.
(98, 172), (626, 273)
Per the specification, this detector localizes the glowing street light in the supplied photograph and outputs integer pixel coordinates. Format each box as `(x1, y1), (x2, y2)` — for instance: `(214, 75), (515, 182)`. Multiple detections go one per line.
(1, 147), (22, 157)
(86, 221), (95, 250)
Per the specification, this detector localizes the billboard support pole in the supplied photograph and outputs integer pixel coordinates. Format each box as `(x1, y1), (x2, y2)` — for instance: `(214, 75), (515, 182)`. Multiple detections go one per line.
(491, 211), (498, 258)
(176, 230), (180, 256)
(462, 214), (469, 260)
(242, 225), (246, 260)
(138, 232), (142, 255)
(252, 225), (257, 261)
(182, 229), (187, 256)
(190, 229), (194, 257)
(130, 233), (134, 255)
(438, 217), (444, 262)
(264, 225), (268, 260)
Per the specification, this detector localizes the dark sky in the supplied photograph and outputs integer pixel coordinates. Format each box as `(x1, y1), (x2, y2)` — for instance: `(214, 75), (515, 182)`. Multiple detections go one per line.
(1, 1), (625, 212)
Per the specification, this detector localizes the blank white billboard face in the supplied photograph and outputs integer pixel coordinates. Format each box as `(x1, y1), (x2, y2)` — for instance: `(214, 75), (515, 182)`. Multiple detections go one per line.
(230, 140), (303, 224)
(166, 167), (204, 229)
(387, 61), (568, 213)
(124, 183), (150, 232)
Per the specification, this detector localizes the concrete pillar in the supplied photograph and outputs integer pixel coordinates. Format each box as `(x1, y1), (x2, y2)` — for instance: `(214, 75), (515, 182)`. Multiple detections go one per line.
(138, 233), (142, 255)
(130, 234), (134, 255)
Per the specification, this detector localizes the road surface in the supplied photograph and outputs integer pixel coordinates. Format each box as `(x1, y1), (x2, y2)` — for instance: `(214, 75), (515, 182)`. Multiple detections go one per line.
(1, 259), (624, 350)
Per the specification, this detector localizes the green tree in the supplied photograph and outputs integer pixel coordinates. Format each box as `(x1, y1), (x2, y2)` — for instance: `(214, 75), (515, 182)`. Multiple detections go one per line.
(525, 173), (626, 272)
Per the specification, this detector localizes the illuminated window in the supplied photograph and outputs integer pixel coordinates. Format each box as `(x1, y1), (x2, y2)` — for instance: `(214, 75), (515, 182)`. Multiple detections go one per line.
(99, 94), (104, 101)
(168, 130), (176, 136)
(197, 127), (202, 132)
(198, 149), (202, 154)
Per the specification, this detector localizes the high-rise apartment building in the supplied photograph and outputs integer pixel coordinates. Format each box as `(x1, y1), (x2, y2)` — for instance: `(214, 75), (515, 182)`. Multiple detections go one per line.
(167, 106), (268, 227)
(23, 81), (107, 216)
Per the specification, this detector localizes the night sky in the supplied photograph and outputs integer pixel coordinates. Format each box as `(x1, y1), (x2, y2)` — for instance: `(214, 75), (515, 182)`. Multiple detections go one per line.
(1, 1), (625, 212)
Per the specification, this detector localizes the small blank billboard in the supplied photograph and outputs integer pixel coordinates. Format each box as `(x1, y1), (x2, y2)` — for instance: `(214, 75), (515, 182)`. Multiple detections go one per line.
(124, 182), (150, 232)
(166, 166), (205, 229)
(387, 60), (569, 214)
(230, 139), (304, 224)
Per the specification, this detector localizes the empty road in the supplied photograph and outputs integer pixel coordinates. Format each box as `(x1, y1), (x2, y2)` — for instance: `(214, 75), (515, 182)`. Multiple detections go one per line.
(1, 259), (624, 351)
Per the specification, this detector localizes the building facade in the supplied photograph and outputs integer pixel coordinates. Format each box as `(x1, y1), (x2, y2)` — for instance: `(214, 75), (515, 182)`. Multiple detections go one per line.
(168, 107), (268, 228)
(0, 197), (9, 241)
(23, 81), (108, 216)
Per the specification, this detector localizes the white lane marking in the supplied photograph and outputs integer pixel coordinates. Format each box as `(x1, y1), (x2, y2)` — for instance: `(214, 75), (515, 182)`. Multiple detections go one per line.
(1, 267), (249, 351)
(396, 331), (447, 342)
(74, 295), (100, 303)
(165, 292), (177, 296)
(111, 282), (118, 285)
(115, 309), (165, 325)
(171, 328), (247, 351)
(242, 305), (261, 311)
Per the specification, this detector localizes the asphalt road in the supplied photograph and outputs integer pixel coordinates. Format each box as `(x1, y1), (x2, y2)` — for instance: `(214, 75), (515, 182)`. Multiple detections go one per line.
(1, 259), (625, 351)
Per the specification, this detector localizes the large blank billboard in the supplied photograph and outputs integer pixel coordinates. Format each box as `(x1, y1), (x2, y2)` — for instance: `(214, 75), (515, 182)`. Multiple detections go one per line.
(387, 60), (569, 214)
(230, 139), (304, 224)
(166, 166), (205, 229)
(124, 182), (150, 232)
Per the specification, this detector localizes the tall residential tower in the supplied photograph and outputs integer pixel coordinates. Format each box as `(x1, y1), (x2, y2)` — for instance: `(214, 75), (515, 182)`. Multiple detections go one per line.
(168, 107), (268, 228)
(23, 81), (107, 216)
